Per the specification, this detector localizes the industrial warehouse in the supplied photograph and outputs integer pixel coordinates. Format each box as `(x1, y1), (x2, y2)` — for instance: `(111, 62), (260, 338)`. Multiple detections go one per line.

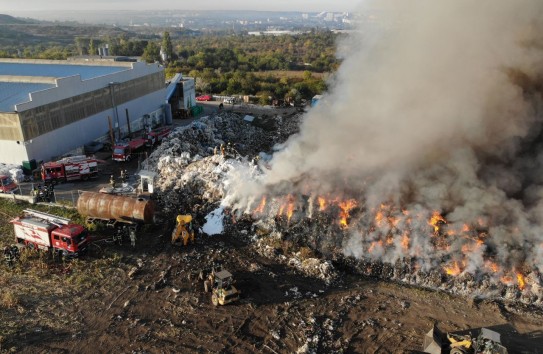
(0, 58), (194, 165)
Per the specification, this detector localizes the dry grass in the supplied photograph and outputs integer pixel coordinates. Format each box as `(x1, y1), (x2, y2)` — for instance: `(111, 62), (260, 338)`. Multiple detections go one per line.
(298, 246), (315, 260)
(0, 290), (18, 309)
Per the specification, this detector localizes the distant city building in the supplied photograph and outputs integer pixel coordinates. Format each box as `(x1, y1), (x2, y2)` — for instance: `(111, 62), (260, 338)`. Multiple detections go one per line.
(248, 30), (305, 36)
(0, 58), (166, 164)
(302, 13), (309, 20)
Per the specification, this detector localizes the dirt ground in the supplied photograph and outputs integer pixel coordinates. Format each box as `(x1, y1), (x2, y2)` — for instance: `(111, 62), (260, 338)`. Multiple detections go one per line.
(1, 223), (542, 354)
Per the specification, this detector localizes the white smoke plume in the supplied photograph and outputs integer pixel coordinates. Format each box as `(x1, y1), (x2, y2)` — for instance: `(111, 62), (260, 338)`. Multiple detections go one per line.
(223, 0), (543, 287)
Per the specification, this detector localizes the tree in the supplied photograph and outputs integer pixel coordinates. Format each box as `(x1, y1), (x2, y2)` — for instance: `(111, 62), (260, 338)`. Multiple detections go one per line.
(259, 91), (273, 105)
(89, 38), (96, 56)
(74, 37), (88, 56)
(142, 42), (160, 63)
(162, 31), (173, 63)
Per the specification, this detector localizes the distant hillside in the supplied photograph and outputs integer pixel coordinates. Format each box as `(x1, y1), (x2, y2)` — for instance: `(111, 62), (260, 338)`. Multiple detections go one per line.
(0, 20), (138, 49)
(0, 14), (30, 24)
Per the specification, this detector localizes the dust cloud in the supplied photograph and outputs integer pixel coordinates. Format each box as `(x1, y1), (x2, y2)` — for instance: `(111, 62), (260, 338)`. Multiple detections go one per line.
(224, 0), (543, 278)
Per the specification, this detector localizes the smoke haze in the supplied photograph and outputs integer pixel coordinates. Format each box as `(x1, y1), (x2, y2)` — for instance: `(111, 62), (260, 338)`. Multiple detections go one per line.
(224, 0), (543, 284)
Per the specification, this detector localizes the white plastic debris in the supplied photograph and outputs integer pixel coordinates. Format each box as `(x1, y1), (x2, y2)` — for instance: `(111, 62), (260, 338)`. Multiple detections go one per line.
(202, 207), (225, 235)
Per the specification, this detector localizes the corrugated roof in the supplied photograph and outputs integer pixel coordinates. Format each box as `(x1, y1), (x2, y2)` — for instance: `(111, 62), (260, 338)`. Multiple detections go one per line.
(0, 62), (129, 112)
(0, 82), (55, 112)
(0, 62), (127, 80)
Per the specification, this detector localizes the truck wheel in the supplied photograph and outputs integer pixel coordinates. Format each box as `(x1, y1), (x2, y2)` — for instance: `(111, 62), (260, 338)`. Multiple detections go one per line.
(126, 156), (131, 162)
(450, 348), (466, 354)
(212, 294), (219, 306)
(204, 280), (210, 293)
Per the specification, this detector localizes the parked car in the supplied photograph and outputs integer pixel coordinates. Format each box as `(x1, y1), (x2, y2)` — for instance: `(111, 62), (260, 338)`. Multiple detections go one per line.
(0, 175), (18, 193)
(196, 95), (213, 101)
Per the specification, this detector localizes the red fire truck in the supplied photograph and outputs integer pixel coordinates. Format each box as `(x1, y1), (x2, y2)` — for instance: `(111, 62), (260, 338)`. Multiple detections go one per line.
(10, 209), (89, 257)
(112, 137), (147, 162)
(146, 126), (172, 147)
(0, 175), (18, 193)
(41, 155), (99, 182)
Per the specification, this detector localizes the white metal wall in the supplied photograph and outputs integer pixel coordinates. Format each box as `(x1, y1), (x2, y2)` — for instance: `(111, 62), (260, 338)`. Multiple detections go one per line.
(23, 89), (165, 163)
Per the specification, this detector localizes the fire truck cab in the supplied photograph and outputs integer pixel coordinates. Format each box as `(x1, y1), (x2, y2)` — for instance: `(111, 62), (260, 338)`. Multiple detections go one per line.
(0, 175), (18, 193)
(146, 127), (172, 147)
(112, 138), (147, 162)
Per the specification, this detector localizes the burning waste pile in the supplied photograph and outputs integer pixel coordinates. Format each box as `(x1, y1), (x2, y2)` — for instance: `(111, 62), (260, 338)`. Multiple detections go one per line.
(217, 0), (543, 306)
(145, 0), (543, 306)
(144, 110), (340, 282)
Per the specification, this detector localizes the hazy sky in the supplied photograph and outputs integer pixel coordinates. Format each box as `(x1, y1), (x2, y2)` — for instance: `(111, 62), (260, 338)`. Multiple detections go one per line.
(3, 0), (360, 13)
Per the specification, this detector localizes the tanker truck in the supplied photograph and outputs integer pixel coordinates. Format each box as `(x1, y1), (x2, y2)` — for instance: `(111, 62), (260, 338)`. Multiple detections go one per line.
(76, 191), (155, 247)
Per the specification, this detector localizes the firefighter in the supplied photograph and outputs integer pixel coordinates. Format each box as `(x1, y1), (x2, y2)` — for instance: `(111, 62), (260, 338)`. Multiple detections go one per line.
(129, 228), (137, 248)
(3, 246), (17, 268)
(110, 175), (116, 189)
(226, 142), (232, 156)
(220, 144), (225, 156)
(120, 169), (126, 183)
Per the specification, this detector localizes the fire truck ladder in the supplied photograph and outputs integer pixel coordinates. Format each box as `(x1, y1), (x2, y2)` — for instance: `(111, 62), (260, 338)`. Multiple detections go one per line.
(23, 209), (71, 225)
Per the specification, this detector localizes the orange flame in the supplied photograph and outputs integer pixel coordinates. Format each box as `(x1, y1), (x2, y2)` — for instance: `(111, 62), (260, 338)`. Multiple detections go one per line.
(254, 196), (267, 214)
(429, 211), (447, 234)
(485, 261), (500, 273)
(389, 216), (400, 227)
(287, 201), (295, 223)
(318, 197), (327, 211)
(444, 261), (462, 276)
(368, 240), (383, 254)
(375, 211), (384, 227)
(462, 224), (470, 233)
(517, 273), (526, 290)
(278, 204), (286, 217)
(501, 275), (513, 285)
(401, 232), (410, 251)
(339, 199), (358, 229)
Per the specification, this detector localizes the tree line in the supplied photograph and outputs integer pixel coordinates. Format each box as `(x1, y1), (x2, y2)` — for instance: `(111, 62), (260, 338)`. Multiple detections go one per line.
(2, 30), (341, 103)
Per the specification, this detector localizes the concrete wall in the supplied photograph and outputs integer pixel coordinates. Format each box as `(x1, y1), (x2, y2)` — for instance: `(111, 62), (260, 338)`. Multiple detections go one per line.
(0, 112), (23, 141)
(0, 140), (30, 165)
